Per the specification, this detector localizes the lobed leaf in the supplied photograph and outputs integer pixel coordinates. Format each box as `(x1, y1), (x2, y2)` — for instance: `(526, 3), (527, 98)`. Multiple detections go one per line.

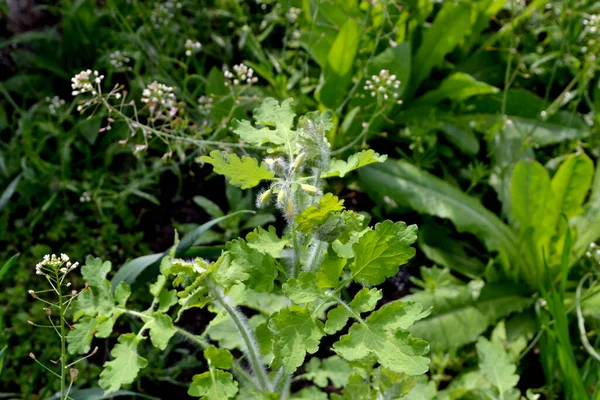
(200, 150), (274, 189)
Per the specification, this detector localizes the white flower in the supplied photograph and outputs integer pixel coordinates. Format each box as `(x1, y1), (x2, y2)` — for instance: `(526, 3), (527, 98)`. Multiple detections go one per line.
(198, 95), (213, 115)
(364, 69), (401, 101)
(79, 192), (91, 203)
(71, 70), (103, 96)
(224, 63), (258, 87)
(185, 39), (202, 56)
(141, 81), (177, 108)
(286, 7), (301, 23)
(109, 50), (131, 70)
(46, 96), (66, 115)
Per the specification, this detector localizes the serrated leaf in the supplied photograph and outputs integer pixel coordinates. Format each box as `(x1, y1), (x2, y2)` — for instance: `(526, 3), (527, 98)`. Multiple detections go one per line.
(114, 282), (131, 307)
(296, 194), (345, 233)
(148, 313), (177, 350)
(99, 334), (148, 395)
(476, 337), (520, 394)
(233, 98), (297, 149)
(188, 370), (238, 399)
(157, 290), (178, 313)
(283, 272), (322, 304)
(324, 306), (350, 335)
(304, 356), (353, 388)
(333, 301), (430, 375)
(74, 256), (114, 320)
(246, 226), (288, 258)
(269, 305), (325, 374)
(322, 150), (387, 178)
(349, 221), (417, 285)
(200, 150), (274, 189)
(204, 346), (233, 370)
(316, 254), (346, 289)
(224, 240), (277, 292)
(349, 288), (382, 313)
(67, 317), (96, 355)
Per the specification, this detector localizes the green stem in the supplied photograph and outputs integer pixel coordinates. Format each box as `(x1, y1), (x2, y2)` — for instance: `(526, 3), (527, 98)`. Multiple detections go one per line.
(210, 286), (271, 392)
(56, 271), (67, 400)
(304, 239), (326, 273)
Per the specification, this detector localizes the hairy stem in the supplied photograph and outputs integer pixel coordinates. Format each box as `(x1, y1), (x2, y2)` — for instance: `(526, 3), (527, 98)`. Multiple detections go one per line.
(304, 239), (326, 273)
(210, 286), (271, 391)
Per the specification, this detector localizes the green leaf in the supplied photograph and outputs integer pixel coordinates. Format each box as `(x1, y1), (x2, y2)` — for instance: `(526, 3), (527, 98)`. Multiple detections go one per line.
(510, 159), (553, 233)
(0, 173), (21, 212)
(476, 337), (520, 394)
(67, 317), (96, 355)
(410, 1), (473, 92)
(334, 301), (430, 375)
(0, 253), (19, 282)
(200, 150), (274, 189)
(315, 254), (346, 289)
(303, 356), (353, 388)
(224, 240), (277, 292)
(296, 193), (345, 233)
(359, 160), (518, 261)
(572, 160), (600, 257)
(188, 370), (238, 399)
(246, 226), (288, 258)
(551, 153), (594, 220)
(111, 211), (251, 287)
(349, 221), (417, 285)
(413, 72), (499, 106)
(269, 305), (325, 374)
(405, 283), (532, 351)
(99, 334), (148, 395)
(318, 18), (360, 108)
(233, 98), (297, 149)
(324, 306), (351, 335)
(148, 313), (177, 351)
(322, 150), (388, 178)
(204, 346), (233, 370)
(114, 282), (131, 308)
(283, 272), (322, 304)
(349, 288), (382, 313)
(193, 196), (224, 218)
(73, 257), (115, 320)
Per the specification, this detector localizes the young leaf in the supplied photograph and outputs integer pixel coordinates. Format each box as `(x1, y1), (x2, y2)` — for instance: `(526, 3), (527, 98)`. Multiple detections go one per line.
(200, 150), (274, 189)
(296, 193), (345, 233)
(188, 370), (239, 399)
(283, 272), (322, 304)
(225, 240), (277, 292)
(99, 334), (148, 394)
(322, 150), (388, 178)
(269, 305), (325, 374)
(233, 98), (297, 149)
(204, 346), (233, 370)
(246, 226), (288, 258)
(333, 301), (430, 375)
(476, 337), (520, 394)
(349, 221), (417, 285)
(303, 356), (353, 388)
(148, 312), (177, 351)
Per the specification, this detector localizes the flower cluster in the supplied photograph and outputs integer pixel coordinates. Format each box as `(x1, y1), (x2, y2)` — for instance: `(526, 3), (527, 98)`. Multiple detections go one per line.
(586, 242), (600, 265)
(364, 69), (401, 101)
(109, 50), (131, 70)
(198, 95), (214, 115)
(224, 63), (258, 87)
(141, 81), (177, 109)
(35, 254), (78, 276)
(185, 39), (202, 56)
(150, 1), (181, 29)
(71, 70), (104, 96)
(286, 7), (301, 23)
(46, 96), (66, 115)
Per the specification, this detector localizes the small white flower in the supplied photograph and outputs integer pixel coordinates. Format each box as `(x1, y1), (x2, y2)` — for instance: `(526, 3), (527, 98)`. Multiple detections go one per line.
(198, 95), (213, 115)
(71, 70), (103, 96)
(185, 39), (202, 56)
(224, 63), (258, 87)
(141, 81), (177, 109)
(286, 7), (301, 23)
(363, 69), (401, 101)
(109, 50), (131, 70)
(46, 96), (66, 115)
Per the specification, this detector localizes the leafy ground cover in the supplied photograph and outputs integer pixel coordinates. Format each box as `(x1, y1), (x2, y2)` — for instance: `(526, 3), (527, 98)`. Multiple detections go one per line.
(1, 0), (600, 399)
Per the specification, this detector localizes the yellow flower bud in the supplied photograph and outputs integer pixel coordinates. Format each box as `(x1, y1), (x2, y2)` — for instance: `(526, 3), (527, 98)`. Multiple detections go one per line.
(300, 184), (319, 194)
(257, 189), (272, 207)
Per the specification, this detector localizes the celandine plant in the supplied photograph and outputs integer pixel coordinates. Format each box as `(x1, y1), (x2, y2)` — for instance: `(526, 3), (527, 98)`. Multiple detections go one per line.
(43, 98), (430, 398)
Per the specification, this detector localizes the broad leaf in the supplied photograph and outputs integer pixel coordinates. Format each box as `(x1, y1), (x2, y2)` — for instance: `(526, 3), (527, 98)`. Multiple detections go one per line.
(476, 337), (520, 394)
(148, 312), (177, 351)
(322, 150), (387, 178)
(188, 370), (238, 399)
(200, 150), (274, 189)
(99, 334), (148, 394)
(245, 226), (288, 258)
(359, 160), (517, 261)
(269, 305), (325, 374)
(333, 301), (430, 375)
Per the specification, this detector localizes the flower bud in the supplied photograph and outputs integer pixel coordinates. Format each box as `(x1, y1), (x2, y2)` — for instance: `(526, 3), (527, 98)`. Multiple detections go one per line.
(277, 190), (287, 207)
(300, 184), (319, 195)
(256, 189), (272, 208)
(291, 153), (306, 171)
(285, 198), (295, 220)
(28, 290), (37, 299)
(29, 352), (37, 360)
(70, 368), (79, 381)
